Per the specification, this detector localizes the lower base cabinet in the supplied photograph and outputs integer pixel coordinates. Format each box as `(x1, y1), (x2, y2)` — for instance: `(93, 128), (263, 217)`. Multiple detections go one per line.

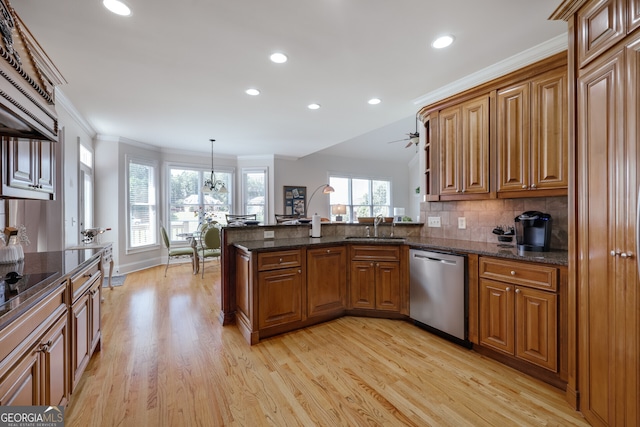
(307, 246), (347, 318)
(0, 283), (69, 406)
(349, 245), (402, 312)
(478, 257), (559, 373)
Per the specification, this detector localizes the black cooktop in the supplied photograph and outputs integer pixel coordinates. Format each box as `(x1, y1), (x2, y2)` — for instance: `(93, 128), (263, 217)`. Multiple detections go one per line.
(0, 271), (58, 305)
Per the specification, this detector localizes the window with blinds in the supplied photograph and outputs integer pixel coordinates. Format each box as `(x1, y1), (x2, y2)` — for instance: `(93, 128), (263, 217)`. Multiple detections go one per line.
(128, 158), (158, 250)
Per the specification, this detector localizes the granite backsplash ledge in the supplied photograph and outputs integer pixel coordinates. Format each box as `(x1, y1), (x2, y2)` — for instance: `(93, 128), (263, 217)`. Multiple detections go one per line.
(418, 196), (568, 251)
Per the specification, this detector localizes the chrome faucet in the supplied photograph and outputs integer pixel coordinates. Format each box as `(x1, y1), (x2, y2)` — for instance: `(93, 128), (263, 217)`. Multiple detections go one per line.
(374, 214), (383, 237)
(365, 226), (370, 237)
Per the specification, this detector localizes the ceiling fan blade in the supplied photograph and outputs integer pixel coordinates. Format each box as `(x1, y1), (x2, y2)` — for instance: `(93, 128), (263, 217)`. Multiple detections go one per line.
(405, 141), (413, 148)
(387, 138), (409, 144)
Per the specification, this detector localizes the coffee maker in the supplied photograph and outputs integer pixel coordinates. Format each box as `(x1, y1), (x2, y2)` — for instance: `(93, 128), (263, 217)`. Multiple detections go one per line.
(514, 211), (552, 252)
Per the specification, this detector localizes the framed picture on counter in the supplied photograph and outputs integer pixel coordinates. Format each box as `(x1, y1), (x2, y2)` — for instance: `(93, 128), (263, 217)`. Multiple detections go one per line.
(284, 186), (306, 216)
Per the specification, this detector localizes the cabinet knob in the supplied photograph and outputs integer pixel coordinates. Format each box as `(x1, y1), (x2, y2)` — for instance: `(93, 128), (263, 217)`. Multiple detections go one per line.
(522, 185), (527, 189)
(461, 189), (466, 193)
(298, 269), (301, 274)
(506, 287), (511, 292)
(456, 190), (460, 193)
(531, 184), (537, 189)
(370, 263), (374, 267)
(611, 250), (620, 257)
(510, 270), (516, 276)
(326, 249), (330, 253)
(621, 252), (634, 259)
(515, 288), (521, 294)
(279, 258), (283, 263)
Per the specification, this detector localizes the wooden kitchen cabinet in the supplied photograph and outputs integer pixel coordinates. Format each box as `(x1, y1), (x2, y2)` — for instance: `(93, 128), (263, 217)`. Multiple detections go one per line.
(1, 137), (55, 200)
(479, 257), (558, 372)
(496, 67), (568, 197)
(307, 246), (347, 318)
(257, 249), (304, 329)
(552, 0), (640, 423)
(69, 258), (102, 392)
(438, 94), (490, 199)
(0, 282), (68, 406)
(349, 245), (402, 312)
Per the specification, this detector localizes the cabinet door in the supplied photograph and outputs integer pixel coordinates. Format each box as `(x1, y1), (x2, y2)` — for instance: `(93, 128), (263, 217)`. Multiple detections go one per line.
(35, 139), (55, 195)
(71, 293), (90, 391)
(89, 280), (102, 354)
(5, 138), (37, 190)
(258, 268), (303, 329)
(0, 349), (40, 405)
(375, 261), (400, 311)
(577, 48), (624, 426)
(349, 261), (376, 309)
(497, 82), (530, 193)
(307, 247), (346, 318)
(461, 95), (490, 194)
(577, 0), (626, 67)
(515, 287), (557, 372)
(479, 279), (514, 355)
(631, 0), (640, 32)
(530, 68), (568, 191)
(40, 313), (69, 406)
(438, 105), (461, 195)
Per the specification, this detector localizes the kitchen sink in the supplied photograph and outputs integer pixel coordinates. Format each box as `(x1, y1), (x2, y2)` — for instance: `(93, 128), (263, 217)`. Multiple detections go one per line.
(343, 237), (406, 244)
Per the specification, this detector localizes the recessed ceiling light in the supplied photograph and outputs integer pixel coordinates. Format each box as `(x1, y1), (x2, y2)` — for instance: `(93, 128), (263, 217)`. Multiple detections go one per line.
(432, 35), (454, 49)
(368, 98), (381, 105)
(307, 103), (321, 110)
(270, 52), (288, 64)
(103, 0), (131, 16)
(245, 88), (260, 96)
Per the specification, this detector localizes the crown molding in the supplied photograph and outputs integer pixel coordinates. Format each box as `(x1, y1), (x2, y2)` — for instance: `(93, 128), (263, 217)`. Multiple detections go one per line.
(55, 87), (96, 137)
(412, 34), (568, 108)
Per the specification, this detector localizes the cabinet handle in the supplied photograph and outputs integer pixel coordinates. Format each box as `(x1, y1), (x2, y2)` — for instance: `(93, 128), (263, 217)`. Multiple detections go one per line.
(506, 287), (511, 292)
(510, 270), (516, 276)
(39, 340), (52, 352)
(83, 273), (92, 277)
(621, 252), (634, 259)
(90, 288), (99, 296)
(611, 250), (620, 257)
(515, 288), (521, 294)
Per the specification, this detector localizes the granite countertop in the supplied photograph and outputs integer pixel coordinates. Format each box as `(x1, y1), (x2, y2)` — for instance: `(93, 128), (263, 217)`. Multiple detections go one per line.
(233, 236), (567, 266)
(0, 248), (104, 331)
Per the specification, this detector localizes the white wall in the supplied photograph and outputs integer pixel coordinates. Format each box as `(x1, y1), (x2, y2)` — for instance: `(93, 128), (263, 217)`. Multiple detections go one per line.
(274, 152), (418, 221)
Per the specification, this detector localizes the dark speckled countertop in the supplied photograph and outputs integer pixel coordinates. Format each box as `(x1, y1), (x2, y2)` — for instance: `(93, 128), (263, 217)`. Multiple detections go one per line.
(0, 248), (104, 331)
(233, 236), (567, 266)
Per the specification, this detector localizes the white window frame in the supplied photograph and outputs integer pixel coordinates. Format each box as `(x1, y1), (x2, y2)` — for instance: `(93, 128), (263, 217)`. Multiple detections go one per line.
(329, 174), (392, 222)
(241, 167), (268, 223)
(126, 155), (159, 253)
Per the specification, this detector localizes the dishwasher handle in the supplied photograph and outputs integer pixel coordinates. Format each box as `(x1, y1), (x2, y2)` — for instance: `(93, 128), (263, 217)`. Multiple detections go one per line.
(413, 253), (458, 265)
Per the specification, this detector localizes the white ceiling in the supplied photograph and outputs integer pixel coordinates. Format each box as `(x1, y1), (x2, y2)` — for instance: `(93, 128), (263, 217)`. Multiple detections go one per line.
(13, 0), (567, 163)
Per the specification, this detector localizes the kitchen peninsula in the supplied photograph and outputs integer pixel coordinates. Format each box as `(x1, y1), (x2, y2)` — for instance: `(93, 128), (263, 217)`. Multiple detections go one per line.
(220, 222), (568, 389)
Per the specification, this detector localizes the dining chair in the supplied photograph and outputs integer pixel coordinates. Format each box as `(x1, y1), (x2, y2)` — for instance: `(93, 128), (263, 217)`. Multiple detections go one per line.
(274, 213), (299, 223)
(225, 214), (257, 224)
(160, 225), (194, 277)
(198, 223), (222, 278)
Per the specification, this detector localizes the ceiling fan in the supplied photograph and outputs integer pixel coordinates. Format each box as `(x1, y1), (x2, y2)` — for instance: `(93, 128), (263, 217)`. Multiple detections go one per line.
(387, 116), (420, 148)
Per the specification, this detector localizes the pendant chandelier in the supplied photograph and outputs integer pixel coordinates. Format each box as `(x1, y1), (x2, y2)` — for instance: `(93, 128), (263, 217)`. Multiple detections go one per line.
(201, 139), (228, 194)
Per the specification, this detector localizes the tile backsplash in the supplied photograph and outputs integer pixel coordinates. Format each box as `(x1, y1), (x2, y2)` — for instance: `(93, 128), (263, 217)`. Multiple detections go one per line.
(419, 196), (568, 250)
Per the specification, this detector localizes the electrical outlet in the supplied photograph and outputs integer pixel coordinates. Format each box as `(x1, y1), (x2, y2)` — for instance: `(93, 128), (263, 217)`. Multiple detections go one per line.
(458, 217), (466, 229)
(263, 230), (275, 239)
(427, 216), (441, 227)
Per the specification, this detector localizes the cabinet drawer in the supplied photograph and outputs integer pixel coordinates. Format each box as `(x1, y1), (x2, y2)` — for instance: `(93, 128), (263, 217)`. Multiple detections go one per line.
(102, 245), (113, 263)
(258, 250), (301, 271)
(70, 259), (101, 302)
(479, 257), (557, 291)
(350, 245), (400, 261)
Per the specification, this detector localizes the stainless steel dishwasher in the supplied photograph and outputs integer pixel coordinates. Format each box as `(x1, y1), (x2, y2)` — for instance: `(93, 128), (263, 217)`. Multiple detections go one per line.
(409, 249), (469, 346)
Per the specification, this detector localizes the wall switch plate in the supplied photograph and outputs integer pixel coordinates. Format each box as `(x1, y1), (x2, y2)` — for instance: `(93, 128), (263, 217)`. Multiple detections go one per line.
(263, 230), (275, 239)
(427, 216), (441, 227)
(458, 217), (466, 229)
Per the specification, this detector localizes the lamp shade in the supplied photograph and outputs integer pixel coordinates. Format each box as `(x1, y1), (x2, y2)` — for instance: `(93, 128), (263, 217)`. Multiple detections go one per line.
(332, 204), (347, 215)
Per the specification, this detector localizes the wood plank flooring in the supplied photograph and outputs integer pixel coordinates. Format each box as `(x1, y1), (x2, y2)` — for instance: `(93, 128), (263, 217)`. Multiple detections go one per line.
(66, 262), (589, 426)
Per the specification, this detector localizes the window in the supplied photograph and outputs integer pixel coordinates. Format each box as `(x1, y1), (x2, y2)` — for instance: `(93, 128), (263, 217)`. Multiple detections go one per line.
(79, 144), (93, 230)
(127, 158), (158, 250)
(242, 168), (267, 223)
(168, 166), (232, 241)
(329, 176), (391, 222)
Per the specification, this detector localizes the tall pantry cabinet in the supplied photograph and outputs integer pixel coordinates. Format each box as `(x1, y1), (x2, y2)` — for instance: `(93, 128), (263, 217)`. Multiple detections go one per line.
(552, 1), (640, 426)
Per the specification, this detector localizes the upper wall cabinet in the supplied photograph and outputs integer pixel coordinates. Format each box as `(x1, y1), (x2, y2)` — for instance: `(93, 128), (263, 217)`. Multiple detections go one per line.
(418, 52), (567, 201)
(496, 68), (568, 197)
(439, 95), (490, 199)
(1, 137), (55, 200)
(0, 0), (64, 141)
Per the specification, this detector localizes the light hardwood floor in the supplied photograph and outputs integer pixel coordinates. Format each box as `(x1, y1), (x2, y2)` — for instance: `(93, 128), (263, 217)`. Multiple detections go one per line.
(66, 262), (589, 426)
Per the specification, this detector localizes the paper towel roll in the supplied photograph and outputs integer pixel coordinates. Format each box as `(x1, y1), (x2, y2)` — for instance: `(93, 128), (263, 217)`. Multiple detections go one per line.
(311, 214), (321, 237)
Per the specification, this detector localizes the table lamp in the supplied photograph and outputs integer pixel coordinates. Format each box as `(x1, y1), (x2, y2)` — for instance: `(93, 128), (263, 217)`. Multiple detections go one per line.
(332, 204), (346, 222)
